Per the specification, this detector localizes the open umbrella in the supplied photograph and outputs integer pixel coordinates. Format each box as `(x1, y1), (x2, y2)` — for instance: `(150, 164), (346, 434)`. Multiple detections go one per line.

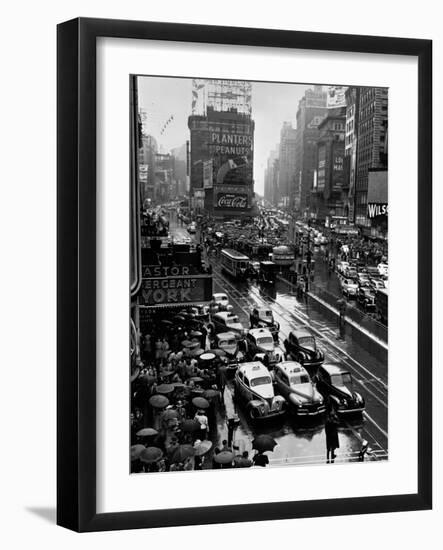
(188, 349), (204, 359)
(203, 388), (219, 400)
(188, 341), (200, 349)
(161, 409), (179, 421)
(173, 382), (185, 390)
(174, 315), (186, 323)
(190, 376), (204, 384)
(181, 340), (194, 348)
(161, 319), (173, 326)
(193, 440), (212, 456)
(199, 352), (216, 363)
(211, 348), (227, 357)
(149, 394), (169, 409)
(252, 434), (278, 453)
(190, 330), (202, 338)
(139, 373), (156, 384)
(213, 451), (234, 464)
(192, 396), (210, 409)
(181, 419), (201, 433)
(170, 444), (195, 463)
(139, 446), (163, 464)
(130, 444), (146, 461)
(155, 383), (175, 394)
(136, 427), (158, 437)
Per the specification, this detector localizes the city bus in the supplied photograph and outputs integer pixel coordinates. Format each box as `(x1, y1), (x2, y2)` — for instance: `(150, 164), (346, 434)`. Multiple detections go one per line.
(221, 249), (250, 279)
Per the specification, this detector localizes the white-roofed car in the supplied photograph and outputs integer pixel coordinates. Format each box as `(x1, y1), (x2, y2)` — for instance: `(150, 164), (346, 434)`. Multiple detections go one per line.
(211, 311), (246, 337)
(211, 292), (230, 311)
(341, 278), (358, 298)
(274, 361), (326, 416)
(234, 362), (286, 420)
(244, 328), (285, 366)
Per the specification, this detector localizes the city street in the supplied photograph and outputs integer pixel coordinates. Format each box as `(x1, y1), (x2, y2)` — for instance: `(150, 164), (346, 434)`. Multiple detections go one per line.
(170, 219), (388, 465)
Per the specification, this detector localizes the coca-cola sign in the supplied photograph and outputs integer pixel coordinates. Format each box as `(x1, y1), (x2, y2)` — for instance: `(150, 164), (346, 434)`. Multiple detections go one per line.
(216, 193), (248, 209)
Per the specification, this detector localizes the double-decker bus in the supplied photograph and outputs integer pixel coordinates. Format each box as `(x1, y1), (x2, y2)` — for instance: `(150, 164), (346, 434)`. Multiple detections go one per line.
(221, 249), (250, 279)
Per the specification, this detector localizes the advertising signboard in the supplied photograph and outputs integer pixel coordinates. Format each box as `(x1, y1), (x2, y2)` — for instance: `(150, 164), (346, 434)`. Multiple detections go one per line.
(140, 272), (212, 307)
(215, 193), (248, 209)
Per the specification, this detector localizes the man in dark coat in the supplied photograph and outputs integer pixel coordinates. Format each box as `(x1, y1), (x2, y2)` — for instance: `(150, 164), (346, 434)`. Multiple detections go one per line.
(325, 411), (340, 463)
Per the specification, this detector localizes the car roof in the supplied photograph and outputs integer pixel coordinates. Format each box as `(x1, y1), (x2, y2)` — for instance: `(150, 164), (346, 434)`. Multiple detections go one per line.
(249, 328), (273, 338)
(290, 329), (313, 339)
(213, 292), (228, 298)
(216, 331), (237, 339)
(238, 362), (270, 377)
(214, 312), (237, 320)
(320, 363), (349, 375)
(277, 361), (308, 377)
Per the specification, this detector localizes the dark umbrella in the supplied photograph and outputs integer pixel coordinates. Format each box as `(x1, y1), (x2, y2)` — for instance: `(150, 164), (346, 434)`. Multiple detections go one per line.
(203, 389), (219, 400)
(161, 319), (173, 326)
(171, 444), (195, 463)
(193, 440), (212, 456)
(188, 347), (204, 357)
(149, 394), (169, 409)
(190, 330), (202, 338)
(156, 383), (175, 395)
(181, 340), (194, 348)
(139, 373), (156, 384)
(190, 376), (204, 384)
(173, 382), (185, 390)
(192, 396), (210, 409)
(139, 446), (163, 464)
(212, 349), (227, 357)
(213, 451), (234, 464)
(252, 434), (278, 453)
(130, 444), (145, 461)
(174, 315), (186, 323)
(161, 409), (179, 421)
(136, 427), (158, 437)
(181, 419), (201, 433)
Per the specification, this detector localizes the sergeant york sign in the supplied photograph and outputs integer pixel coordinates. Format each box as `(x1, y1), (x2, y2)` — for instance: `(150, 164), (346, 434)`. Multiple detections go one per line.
(140, 270), (212, 306)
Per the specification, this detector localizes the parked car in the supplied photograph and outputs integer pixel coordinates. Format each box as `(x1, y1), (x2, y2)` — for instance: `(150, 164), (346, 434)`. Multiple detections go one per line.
(314, 363), (365, 415)
(273, 361), (326, 416)
(377, 262), (389, 278)
(211, 331), (245, 373)
(211, 311), (246, 337)
(341, 278), (358, 298)
(357, 286), (376, 311)
(370, 279), (386, 292)
(187, 222), (196, 234)
(337, 261), (350, 275)
(283, 329), (324, 368)
(244, 328), (285, 366)
(234, 362), (286, 420)
(357, 272), (370, 287)
(249, 307), (280, 341)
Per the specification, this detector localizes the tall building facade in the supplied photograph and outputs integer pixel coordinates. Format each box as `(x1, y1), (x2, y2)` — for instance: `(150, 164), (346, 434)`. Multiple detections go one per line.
(311, 107), (347, 222)
(354, 87), (388, 229)
(277, 122), (297, 208)
(344, 87), (360, 223)
(292, 86), (328, 215)
(264, 149), (279, 205)
(138, 134), (158, 205)
(188, 80), (255, 218)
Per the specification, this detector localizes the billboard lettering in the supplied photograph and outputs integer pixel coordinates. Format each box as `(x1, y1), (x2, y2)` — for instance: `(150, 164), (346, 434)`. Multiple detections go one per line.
(367, 204), (388, 218)
(140, 275), (212, 306)
(216, 193), (248, 209)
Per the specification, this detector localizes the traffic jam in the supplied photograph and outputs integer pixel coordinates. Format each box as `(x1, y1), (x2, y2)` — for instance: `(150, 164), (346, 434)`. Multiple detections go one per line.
(130, 205), (388, 472)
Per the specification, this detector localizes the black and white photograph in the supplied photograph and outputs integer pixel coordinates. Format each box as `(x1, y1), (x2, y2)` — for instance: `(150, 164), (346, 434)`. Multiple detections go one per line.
(129, 75), (388, 474)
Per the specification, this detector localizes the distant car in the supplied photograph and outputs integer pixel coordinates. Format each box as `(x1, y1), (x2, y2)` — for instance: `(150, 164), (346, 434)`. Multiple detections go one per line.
(187, 223), (196, 234)
(357, 286), (376, 311)
(234, 362), (286, 420)
(366, 266), (380, 279)
(357, 272), (370, 286)
(211, 311), (246, 337)
(341, 278), (358, 298)
(283, 329), (324, 368)
(249, 307), (280, 341)
(274, 361), (326, 416)
(337, 261), (350, 275)
(370, 279), (385, 292)
(345, 266), (358, 279)
(377, 262), (389, 278)
(211, 293), (229, 310)
(314, 363), (365, 415)
(245, 328), (285, 366)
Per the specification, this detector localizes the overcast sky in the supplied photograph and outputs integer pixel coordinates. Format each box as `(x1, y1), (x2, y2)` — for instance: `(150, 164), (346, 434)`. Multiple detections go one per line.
(138, 76), (311, 194)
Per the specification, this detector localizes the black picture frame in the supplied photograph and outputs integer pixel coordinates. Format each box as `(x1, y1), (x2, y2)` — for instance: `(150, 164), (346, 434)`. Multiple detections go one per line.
(57, 17), (432, 532)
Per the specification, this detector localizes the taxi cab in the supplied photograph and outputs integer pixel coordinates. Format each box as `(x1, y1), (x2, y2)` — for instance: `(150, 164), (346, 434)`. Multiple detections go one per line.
(211, 311), (246, 337)
(234, 362), (286, 420)
(273, 362), (325, 417)
(245, 328), (285, 365)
